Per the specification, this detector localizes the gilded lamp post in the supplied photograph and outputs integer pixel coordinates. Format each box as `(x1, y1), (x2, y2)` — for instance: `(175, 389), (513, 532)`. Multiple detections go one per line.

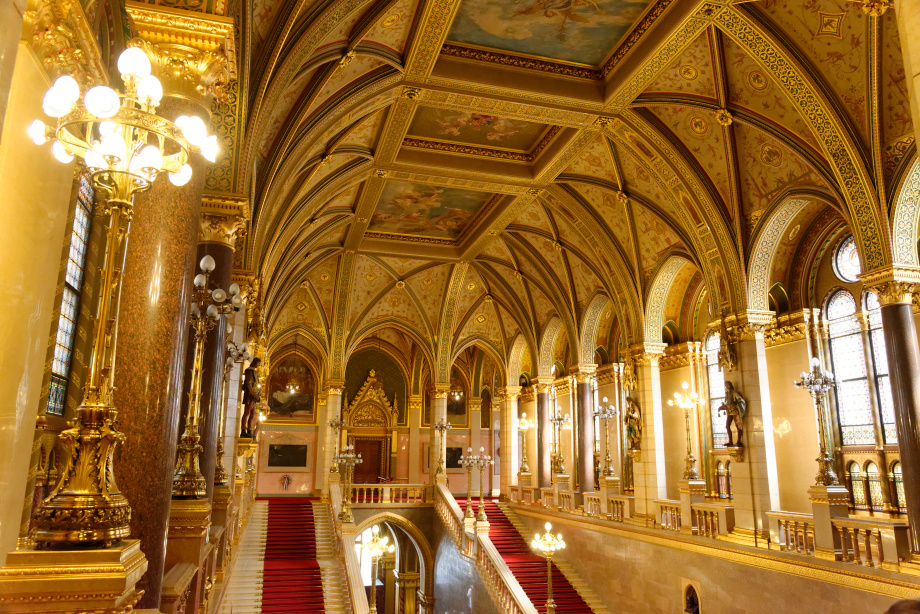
(795, 357), (839, 486)
(362, 525), (394, 614)
(550, 408), (571, 475)
(335, 445), (362, 522)
(459, 448), (475, 518)
(470, 447), (493, 522)
(668, 382), (700, 480)
(328, 416), (347, 474)
(594, 398), (617, 477)
(173, 257), (244, 498)
(518, 413), (534, 474)
(433, 419), (452, 475)
(29, 47), (217, 546)
(531, 522), (566, 614)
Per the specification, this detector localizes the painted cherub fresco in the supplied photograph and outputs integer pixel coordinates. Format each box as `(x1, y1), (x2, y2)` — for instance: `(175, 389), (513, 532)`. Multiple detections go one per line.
(435, 112), (523, 142)
(513, 0), (608, 41)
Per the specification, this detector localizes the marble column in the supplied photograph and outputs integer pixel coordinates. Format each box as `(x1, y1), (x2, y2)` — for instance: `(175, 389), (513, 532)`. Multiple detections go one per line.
(408, 396), (422, 483)
(383, 554), (397, 614)
(429, 386), (449, 485)
(0, 43), (77, 562)
(724, 312), (781, 546)
(322, 381), (344, 494)
(499, 386), (522, 496)
(112, 96), (208, 609)
(535, 377), (554, 489)
(574, 365), (597, 494)
(867, 274), (920, 550)
(629, 344), (667, 519)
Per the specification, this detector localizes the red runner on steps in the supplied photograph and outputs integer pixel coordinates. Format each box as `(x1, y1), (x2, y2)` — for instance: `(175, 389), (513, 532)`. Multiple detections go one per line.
(463, 498), (593, 614)
(259, 497), (326, 614)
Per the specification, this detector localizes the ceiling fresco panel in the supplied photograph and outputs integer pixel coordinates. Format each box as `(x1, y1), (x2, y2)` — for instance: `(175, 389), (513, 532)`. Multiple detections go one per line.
(572, 183), (634, 261)
(407, 105), (554, 153)
(445, 0), (656, 66)
(369, 179), (495, 239)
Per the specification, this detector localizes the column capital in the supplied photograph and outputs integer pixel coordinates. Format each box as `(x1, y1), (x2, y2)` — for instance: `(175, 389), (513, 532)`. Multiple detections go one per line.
(199, 192), (249, 248)
(570, 363), (597, 383)
(533, 376), (555, 394)
(862, 265), (920, 306)
(324, 379), (345, 396)
(627, 343), (667, 366)
(596, 364), (617, 384)
(498, 385), (522, 401)
(724, 310), (774, 340)
(125, 3), (237, 108)
(432, 384), (451, 398)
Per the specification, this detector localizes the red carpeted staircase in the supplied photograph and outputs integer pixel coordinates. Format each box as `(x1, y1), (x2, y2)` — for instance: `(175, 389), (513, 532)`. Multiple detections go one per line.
(260, 497), (326, 613)
(463, 498), (593, 614)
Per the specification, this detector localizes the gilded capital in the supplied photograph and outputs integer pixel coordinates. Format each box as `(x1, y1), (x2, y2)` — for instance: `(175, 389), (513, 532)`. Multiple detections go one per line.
(200, 192), (248, 247)
(861, 265), (920, 306)
(571, 363), (597, 383)
(125, 2), (237, 107)
(23, 0), (108, 87)
(499, 386), (522, 401)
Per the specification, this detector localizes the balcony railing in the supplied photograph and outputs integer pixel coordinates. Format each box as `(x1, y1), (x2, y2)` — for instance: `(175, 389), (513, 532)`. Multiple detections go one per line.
(691, 502), (734, 538)
(767, 511), (815, 555)
(350, 484), (427, 505)
(656, 499), (682, 532)
(832, 517), (910, 571)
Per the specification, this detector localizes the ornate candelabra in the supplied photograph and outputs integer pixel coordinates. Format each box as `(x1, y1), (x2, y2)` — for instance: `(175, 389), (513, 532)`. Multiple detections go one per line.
(459, 447), (475, 518)
(328, 416), (347, 474)
(470, 447), (494, 522)
(794, 357), (838, 486)
(668, 382), (700, 480)
(531, 522), (566, 614)
(173, 257), (244, 499)
(215, 333), (253, 486)
(335, 444), (362, 522)
(433, 419), (452, 475)
(362, 525), (394, 614)
(594, 398), (617, 477)
(518, 413), (535, 474)
(550, 408), (571, 475)
(29, 47), (217, 547)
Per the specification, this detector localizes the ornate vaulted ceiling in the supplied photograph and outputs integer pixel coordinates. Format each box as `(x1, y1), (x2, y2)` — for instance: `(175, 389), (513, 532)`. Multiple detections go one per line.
(238, 0), (917, 382)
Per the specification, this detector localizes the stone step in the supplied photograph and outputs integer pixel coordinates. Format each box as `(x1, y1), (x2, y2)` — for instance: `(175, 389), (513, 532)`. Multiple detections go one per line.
(312, 501), (349, 614)
(218, 500), (268, 614)
(497, 502), (611, 614)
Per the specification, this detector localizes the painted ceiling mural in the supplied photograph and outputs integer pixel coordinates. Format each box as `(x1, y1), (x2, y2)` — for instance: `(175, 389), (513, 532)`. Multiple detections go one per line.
(237, 0), (917, 384)
(446, 0), (656, 65)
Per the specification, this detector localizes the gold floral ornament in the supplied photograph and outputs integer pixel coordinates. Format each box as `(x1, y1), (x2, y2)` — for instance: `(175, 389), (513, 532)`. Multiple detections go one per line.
(29, 47), (218, 547)
(715, 108), (733, 126)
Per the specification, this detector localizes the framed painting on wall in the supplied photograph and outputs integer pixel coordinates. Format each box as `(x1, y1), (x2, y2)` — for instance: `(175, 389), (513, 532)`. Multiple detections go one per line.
(267, 354), (316, 423)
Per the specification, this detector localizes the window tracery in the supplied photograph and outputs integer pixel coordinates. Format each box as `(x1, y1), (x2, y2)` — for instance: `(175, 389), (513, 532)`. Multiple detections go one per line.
(705, 332), (728, 447)
(833, 235), (861, 283)
(826, 290), (874, 446)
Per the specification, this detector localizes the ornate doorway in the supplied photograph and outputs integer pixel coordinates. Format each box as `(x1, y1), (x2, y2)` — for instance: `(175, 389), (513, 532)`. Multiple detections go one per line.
(344, 371), (399, 483)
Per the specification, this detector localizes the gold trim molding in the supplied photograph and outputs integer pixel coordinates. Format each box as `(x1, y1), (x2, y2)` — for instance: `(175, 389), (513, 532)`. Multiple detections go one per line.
(23, 0), (108, 87)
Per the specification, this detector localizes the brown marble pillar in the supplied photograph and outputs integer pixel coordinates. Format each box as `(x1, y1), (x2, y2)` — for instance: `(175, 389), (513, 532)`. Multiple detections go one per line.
(574, 367), (596, 494)
(112, 97), (207, 609)
(535, 378), (553, 489)
(877, 294), (920, 549)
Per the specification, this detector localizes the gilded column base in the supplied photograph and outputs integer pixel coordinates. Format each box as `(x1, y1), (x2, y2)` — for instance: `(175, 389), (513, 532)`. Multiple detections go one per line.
(165, 499), (212, 571)
(172, 427), (207, 499)
(0, 539), (147, 613)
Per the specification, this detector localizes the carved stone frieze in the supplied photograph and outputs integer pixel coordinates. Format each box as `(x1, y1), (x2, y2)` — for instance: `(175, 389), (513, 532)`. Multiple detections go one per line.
(23, 0), (108, 87)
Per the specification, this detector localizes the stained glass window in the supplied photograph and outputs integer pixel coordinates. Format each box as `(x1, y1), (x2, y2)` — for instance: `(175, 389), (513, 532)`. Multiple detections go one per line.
(47, 172), (94, 415)
(866, 292), (897, 444)
(848, 462), (867, 510)
(866, 462), (884, 512)
(706, 332), (728, 447)
(827, 290), (874, 445)
(834, 236), (861, 283)
(893, 462), (906, 513)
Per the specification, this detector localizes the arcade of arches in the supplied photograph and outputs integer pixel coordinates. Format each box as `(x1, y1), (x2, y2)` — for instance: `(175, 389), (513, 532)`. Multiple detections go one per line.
(10, 0), (920, 610)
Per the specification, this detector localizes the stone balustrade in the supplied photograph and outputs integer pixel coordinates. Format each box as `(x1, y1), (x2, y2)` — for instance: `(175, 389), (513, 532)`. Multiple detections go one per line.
(656, 499), (682, 532)
(350, 484), (428, 505)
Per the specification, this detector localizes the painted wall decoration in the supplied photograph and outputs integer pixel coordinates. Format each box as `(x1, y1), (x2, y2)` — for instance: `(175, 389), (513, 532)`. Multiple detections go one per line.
(407, 106), (550, 151)
(447, 0), (656, 66)
(267, 355), (316, 421)
(369, 180), (493, 240)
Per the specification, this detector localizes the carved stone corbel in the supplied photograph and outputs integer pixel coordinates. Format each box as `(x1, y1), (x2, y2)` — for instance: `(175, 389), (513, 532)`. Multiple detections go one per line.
(23, 0), (108, 87)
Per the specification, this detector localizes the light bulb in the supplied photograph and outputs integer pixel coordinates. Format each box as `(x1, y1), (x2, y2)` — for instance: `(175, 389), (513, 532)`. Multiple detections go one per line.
(28, 120), (48, 145)
(200, 254), (216, 272)
(202, 134), (218, 162)
(136, 74), (163, 103)
(84, 149), (106, 170)
(212, 288), (227, 303)
(99, 121), (117, 136)
(136, 145), (163, 171)
(84, 86), (120, 119)
(682, 381), (689, 390)
(193, 273), (207, 288)
(51, 140), (73, 163)
(544, 522), (552, 531)
(229, 282), (240, 295)
(42, 88), (72, 118)
(98, 132), (127, 161)
(53, 75), (80, 104)
(231, 295), (244, 309)
(206, 304), (219, 319)
(181, 115), (207, 146)
(372, 525), (379, 534)
(168, 163), (192, 186)
(118, 47), (152, 78)
(190, 302), (200, 317)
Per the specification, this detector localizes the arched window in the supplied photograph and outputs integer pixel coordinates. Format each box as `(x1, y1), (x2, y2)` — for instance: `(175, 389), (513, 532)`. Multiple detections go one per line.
(47, 172), (95, 416)
(705, 332), (728, 447)
(684, 585), (700, 614)
(826, 290), (874, 446)
(865, 292), (897, 443)
(848, 462), (867, 510)
(866, 462), (884, 512)
(834, 235), (861, 283)
(892, 462), (906, 513)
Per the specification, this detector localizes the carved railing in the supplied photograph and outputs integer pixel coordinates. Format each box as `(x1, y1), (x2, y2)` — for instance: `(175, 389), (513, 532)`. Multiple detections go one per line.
(351, 483), (427, 505)
(832, 518), (910, 571)
(691, 502), (734, 538)
(434, 483), (537, 614)
(767, 511), (815, 555)
(557, 491), (574, 513)
(656, 500), (682, 531)
(608, 495), (632, 522)
(330, 481), (368, 614)
(583, 492), (602, 518)
(542, 490), (555, 509)
(521, 487), (536, 505)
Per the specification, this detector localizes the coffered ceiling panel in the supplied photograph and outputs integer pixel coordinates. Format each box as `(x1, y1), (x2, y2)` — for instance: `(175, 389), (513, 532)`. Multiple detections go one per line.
(406, 106), (556, 155)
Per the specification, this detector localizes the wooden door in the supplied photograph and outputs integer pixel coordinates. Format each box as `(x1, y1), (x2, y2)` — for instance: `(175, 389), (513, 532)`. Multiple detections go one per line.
(353, 439), (383, 483)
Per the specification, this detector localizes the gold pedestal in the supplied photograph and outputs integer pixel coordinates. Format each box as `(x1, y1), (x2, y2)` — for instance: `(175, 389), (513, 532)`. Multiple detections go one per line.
(0, 539), (147, 613)
(163, 499), (212, 614)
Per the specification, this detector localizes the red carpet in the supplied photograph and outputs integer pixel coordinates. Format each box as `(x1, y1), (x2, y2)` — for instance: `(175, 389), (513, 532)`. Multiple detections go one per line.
(463, 499), (593, 613)
(259, 497), (325, 613)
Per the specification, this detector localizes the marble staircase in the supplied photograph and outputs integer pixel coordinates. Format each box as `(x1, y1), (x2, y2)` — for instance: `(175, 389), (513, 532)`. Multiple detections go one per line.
(218, 500), (268, 614)
(312, 501), (349, 614)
